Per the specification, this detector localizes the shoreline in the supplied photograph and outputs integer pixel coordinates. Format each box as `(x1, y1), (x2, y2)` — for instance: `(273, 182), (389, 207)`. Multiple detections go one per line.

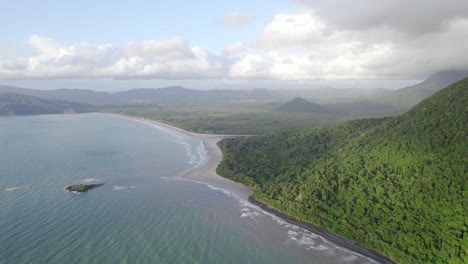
(111, 113), (393, 263)
(110, 113), (252, 200)
(248, 196), (395, 264)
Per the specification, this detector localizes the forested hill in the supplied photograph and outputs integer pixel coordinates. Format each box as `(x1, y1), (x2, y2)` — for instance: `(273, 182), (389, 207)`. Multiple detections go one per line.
(0, 93), (95, 116)
(277, 97), (328, 113)
(217, 78), (468, 263)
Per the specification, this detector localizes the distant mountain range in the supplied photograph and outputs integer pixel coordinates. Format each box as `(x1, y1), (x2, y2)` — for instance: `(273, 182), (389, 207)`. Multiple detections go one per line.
(0, 93), (95, 116)
(0, 85), (277, 106)
(1, 70), (467, 117)
(329, 70), (468, 116)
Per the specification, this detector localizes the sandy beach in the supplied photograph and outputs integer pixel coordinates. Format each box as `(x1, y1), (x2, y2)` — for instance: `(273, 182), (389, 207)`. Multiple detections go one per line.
(111, 113), (392, 263)
(111, 114), (252, 200)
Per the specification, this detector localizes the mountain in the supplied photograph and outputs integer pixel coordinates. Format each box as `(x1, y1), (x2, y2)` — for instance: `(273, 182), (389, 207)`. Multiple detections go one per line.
(217, 78), (467, 263)
(372, 70), (468, 111)
(330, 70), (468, 116)
(277, 97), (328, 113)
(0, 85), (112, 105)
(0, 85), (276, 106)
(275, 87), (391, 103)
(0, 93), (95, 116)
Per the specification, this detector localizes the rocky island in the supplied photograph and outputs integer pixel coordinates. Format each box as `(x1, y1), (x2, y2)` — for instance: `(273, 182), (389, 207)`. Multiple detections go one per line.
(65, 183), (104, 193)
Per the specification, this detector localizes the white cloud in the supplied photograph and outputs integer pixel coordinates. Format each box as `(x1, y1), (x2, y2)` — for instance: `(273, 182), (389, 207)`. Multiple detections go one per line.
(0, 35), (228, 80)
(230, 10), (468, 80)
(219, 11), (254, 27)
(293, 0), (468, 35)
(2, 1), (468, 82)
(255, 13), (331, 49)
(223, 42), (247, 56)
(229, 54), (271, 79)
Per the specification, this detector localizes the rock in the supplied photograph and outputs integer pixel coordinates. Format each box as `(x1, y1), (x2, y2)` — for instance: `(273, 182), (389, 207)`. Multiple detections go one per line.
(65, 183), (104, 193)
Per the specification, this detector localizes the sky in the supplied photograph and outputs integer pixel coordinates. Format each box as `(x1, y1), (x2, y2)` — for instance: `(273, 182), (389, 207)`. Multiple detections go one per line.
(0, 0), (467, 91)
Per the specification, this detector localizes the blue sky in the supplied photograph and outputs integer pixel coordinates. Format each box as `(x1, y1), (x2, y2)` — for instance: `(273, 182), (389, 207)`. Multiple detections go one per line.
(2, 0), (293, 54)
(1, 0), (467, 91)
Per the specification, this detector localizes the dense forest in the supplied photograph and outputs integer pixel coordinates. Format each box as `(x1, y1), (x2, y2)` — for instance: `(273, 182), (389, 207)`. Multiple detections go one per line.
(0, 93), (94, 116)
(217, 78), (468, 263)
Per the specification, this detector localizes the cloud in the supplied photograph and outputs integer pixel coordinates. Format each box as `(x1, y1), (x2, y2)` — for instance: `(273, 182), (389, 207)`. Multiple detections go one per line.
(229, 54), (271, 79)
(219, 11), (254, 27)
(293, 0), (468, 35)
(2, 1), (468, 82)
(230, 9), (468, 80)
(223, 42), (247, 56)
(254, 13), (332, 49)
(0, 35), (228, 80)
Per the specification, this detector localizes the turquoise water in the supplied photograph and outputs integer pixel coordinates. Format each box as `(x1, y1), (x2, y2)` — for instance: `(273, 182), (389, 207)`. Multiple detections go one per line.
(0, 114), (376, 264)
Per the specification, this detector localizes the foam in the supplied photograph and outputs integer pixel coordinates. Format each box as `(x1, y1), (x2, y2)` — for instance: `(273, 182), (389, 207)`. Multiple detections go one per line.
(4, 186), (23, 191)
(113, 186), (136, 191)
(240, 211), (260, 218)
(183, 140), (208, 167)
(83, 178), (97, 183)
(127, 116), (211, 186)
(128, 117), (187, 141)
(123, 116), (374, 262)
(341, 255), (359, 262)
(297, 236), (315, 246)
(204, 183), (237, 199)
(309, 245), (328, 251)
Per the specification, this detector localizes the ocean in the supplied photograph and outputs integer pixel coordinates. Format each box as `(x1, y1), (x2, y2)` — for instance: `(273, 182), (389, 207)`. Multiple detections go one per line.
(0, 113), (377, 264)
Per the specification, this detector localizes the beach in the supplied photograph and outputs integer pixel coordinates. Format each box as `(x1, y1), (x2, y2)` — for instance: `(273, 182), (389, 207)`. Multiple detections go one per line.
(113, 114), (392, 264)
(112, 114), (252, 200)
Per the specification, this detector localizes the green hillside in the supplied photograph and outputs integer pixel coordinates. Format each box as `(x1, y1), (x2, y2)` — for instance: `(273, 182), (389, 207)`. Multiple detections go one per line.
(217, 78), (468, 263)
(0, 93), (94, 116)
(277, 97), (328, 113)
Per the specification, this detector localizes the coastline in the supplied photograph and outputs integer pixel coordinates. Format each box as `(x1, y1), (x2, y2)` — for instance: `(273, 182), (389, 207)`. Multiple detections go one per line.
(248, 196), (395, 264)
(110, 113), (252, 200)
(110, 113), (393, 264)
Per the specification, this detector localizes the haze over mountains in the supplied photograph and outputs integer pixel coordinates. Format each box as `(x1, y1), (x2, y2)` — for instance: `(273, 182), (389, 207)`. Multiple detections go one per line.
(328, 70), (468, 116)
(0, 93), (94, 116)
(0, 70), (467, 117)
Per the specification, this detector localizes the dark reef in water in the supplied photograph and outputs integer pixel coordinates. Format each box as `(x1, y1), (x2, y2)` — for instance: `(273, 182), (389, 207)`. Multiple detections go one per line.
(65, 183), (104, 193)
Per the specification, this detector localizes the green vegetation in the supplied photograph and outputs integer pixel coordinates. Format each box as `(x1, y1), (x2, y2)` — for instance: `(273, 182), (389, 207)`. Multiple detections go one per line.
(277, 97), (329, 113)
(0, 93), (94, 116)
(2, 71), (467, 135)
(112, 105), (347, 134)
(217, 78), (468, 263)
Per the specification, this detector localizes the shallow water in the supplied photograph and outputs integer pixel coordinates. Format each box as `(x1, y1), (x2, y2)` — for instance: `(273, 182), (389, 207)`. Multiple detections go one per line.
(0, 113), (377, 264)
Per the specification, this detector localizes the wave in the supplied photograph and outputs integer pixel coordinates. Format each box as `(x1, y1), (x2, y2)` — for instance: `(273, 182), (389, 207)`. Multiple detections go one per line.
(83, 178), (98, 183)
(4, 186), (24, 191)
(179, 140), (207, 167)
(123, 116), (209, 170)
(124, 116), (376, 262)
(113, 186), (136, 191)
(164, 172), (377, 263)
(240, 211), (260, 218)
(125, 117), (187, 141)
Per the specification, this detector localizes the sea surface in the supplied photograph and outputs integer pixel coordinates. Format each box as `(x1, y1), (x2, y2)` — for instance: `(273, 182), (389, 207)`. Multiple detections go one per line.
(0, 113), (377, 264)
